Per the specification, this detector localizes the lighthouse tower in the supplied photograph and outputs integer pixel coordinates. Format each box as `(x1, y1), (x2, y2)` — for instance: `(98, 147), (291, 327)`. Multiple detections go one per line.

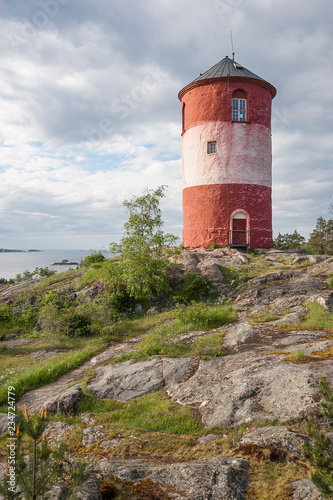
(179, 55), (276, 249)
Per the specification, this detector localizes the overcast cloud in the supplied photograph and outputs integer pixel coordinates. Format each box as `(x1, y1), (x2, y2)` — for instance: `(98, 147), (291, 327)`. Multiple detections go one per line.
(0, 0), (332, 249)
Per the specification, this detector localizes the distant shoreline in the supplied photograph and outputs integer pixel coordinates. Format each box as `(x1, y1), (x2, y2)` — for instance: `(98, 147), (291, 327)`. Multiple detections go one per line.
(0, 249), (41, 253)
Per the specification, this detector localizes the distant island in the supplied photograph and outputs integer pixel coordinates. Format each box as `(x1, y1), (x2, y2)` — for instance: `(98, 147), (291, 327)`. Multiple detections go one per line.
(0, 249), (41, 253)
(52, 259), (79, 266)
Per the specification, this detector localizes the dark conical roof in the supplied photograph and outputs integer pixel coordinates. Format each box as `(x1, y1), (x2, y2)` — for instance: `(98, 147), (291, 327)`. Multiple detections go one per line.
(178, 55), (276, 99)
(192, 55), (264, 82)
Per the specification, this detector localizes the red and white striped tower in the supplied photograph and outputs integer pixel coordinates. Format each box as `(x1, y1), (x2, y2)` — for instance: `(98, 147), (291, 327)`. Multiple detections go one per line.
(179, 56), (276, 249)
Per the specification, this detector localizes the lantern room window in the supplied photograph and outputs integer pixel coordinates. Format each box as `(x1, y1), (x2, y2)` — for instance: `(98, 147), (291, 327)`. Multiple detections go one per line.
(208, 141), (217, 154)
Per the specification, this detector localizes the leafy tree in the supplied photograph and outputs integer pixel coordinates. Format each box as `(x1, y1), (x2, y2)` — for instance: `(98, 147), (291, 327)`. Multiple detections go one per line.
(273, 229), (306, 250)
(302, 376), (333, 498)
(107, 186), (179, 307)
(307, 217), (333, 254)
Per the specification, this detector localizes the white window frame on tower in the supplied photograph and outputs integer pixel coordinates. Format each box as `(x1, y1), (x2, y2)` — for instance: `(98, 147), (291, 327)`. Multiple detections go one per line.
(207, 141), (217, 154)
(232, 98), (247, 122)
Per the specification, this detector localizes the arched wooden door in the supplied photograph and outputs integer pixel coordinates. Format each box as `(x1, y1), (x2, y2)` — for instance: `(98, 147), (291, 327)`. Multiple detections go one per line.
(231, 212), (248, 245)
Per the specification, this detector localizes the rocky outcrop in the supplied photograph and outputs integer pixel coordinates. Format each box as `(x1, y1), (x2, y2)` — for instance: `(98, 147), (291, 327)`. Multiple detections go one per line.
(43, 384), (82, 415)
(87, 357), (196, 401)
(99, 456), (250, 500)
(292, 479), (323, 499)
(166, 351), (333, 427)
(239, 426), (308, 458)
(82, 426), (108, 447)
(0, 413), (21, 436)
(75, 477), (103, 500)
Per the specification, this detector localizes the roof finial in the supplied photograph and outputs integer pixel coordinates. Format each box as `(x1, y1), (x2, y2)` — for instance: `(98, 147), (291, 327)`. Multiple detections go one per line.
(230, 30), (235, 61)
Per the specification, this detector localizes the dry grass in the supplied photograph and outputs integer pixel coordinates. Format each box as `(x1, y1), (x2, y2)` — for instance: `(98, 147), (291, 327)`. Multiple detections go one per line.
(246, 460), (306, 499)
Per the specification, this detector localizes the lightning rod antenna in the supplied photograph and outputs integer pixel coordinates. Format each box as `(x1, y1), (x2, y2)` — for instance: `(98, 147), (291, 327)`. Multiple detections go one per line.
(230, 31), (235, 60)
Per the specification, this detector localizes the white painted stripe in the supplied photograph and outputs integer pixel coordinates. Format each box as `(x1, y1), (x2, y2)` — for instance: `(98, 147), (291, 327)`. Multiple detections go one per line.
(182, 122), (272, 188)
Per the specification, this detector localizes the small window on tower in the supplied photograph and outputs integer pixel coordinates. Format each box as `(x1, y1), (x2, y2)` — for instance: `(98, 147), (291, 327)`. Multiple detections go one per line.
(208, 142), (217, 154)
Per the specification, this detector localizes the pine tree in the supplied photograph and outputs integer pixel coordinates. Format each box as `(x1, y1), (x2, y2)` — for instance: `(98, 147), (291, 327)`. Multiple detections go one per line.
(0, 402), (89, 499)
(302, 376), (333, 498)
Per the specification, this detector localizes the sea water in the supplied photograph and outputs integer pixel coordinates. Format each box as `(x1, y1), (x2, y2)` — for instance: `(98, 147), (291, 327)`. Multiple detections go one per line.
(0, 250), (110, 280)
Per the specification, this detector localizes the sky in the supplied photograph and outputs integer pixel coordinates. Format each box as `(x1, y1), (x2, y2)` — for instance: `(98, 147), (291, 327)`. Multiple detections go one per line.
(0, 0), (332, 250)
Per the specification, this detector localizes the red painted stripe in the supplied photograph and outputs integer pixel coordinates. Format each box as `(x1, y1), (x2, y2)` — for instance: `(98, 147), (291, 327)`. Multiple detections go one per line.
(183, 184), (272, 249)
(181, 80), (272, 131)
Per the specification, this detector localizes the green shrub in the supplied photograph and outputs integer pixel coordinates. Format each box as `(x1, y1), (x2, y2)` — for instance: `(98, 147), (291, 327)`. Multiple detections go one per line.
(59, 311), (92, 337)
(0, 304), (11, 322)
(80, 252), (106, 268)
(302, 376), (333, 497)
(107, 281), (139, 313)
(173, 272), (218, 304)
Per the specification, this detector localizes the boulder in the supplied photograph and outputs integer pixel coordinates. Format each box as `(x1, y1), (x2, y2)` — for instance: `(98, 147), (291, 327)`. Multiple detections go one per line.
(75, 477), (103, 500)
(237, 276), (323, 308)
(99, 438), (122, 449)
(81, 413), (97, 425)
(291, 479), (323, 499)
(239, 426), (308, 458)
(82, 426), (108, 447)
(43, 384), (82, 415)
(166, 351), (333, 428)
(87, 357), (196, 401)
(99, 456), (250, 500)
(309, 293), (333, 310)
(197, 434), (220, 445)
(223, 322), (260, 349)
(43, 421), (75, 443)
(0, 413), (21, 437)
(46, 485), (68, 499)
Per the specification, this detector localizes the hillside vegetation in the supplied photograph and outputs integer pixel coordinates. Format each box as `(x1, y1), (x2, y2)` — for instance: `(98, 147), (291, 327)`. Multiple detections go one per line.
(1, 189), (333, 498)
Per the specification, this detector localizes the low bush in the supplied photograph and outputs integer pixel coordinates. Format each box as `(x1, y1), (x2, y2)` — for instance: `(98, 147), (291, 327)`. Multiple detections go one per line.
(80, 252), (106, 268)
(173, 272), (218, 304)
(59, 310), (92, 337)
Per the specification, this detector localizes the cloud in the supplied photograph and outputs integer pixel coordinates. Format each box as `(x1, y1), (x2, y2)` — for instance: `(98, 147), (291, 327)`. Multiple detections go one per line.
(0, 0), (332, 248)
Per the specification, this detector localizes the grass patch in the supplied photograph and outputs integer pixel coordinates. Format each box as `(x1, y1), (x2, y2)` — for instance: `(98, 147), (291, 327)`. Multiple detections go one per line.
(35, 269), (80, 291)
(248, 309), (280, 324)
(110, 310), (175, 340)
(122, 304), (236, 361)
(106, 392), (202, 434)
(0, 338), (107, 406)
(246, 461), (305, 499)
(311, 346), (333, 360)
(328, 274), (333, 289)
(219, 266), (240, 284)
(74, 267), (105, 290)
(175, 303), (237, 330)
(284, 350), (314, 363)
(297, 302), (333, 332)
